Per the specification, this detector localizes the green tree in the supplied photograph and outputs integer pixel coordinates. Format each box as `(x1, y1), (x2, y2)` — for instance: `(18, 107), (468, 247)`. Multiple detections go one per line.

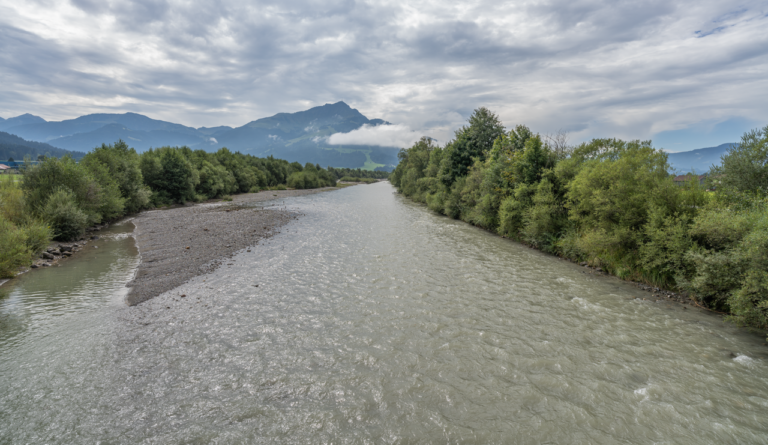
(140, 147), (199, 204)
(711, 124), (768, 202)
(442, 107), (505, 185)
(82, 140), (150, 214)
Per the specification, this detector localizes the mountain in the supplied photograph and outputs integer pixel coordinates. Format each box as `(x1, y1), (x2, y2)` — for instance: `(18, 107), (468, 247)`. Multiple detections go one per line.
(49, 123), (205, 153)
(6, 112), (202, 144)
(0, 130), (85, 161)
(209, 102), (398, 168)
(197, 126), (233, 136)
(666, 143), (735, 174)
(0, 113), (46, 132)
(0, 103), (400, 170)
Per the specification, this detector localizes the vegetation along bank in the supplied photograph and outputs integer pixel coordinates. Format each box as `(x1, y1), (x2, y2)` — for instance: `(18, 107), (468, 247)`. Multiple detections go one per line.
(0, 141), (388, 279)
(391, 108), (768, 333)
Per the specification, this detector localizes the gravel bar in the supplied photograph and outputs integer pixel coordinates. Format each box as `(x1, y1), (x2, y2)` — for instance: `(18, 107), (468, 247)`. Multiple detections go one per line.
(125, 187), (340, 305)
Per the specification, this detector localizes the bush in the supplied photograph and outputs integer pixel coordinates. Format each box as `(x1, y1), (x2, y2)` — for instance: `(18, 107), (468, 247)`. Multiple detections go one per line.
(82, 141), (150, 213)
(339, 176), (377, 184)
(140, 147), (199, 205)
(0, 218), (30, 278)
(43, 188), (89, 241)
(22, 156), (117, 226)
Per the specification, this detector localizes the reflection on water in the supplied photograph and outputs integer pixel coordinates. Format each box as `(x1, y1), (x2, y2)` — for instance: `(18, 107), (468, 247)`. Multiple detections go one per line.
(0, 220), (139, 348)
(2, 184), (768, 444)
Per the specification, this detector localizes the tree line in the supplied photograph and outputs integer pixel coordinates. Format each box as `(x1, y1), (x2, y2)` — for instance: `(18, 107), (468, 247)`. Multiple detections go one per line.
(391, 108), (768, 332)
(1, 141), (388, 277)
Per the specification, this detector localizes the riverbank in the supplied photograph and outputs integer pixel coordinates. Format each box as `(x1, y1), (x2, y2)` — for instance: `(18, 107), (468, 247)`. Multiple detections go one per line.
(126, 187), (339, 305)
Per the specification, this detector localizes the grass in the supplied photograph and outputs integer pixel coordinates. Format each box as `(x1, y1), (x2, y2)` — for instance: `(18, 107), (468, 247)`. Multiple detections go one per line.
(327, 147), (385, 171)
(0, 174), (22, 184)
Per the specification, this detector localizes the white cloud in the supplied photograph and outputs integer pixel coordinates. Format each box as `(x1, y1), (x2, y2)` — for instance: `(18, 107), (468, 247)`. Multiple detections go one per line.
(327, 124), (422, 148)
(0, 0), (767, 148)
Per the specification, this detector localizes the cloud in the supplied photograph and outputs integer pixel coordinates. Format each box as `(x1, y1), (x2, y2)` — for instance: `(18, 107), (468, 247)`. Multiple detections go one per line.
(327, 124), (421, 148)
(0, 0), (767, 150)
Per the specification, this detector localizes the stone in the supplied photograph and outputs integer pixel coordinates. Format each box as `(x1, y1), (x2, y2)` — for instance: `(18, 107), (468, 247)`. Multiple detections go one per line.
(31, 264), (39, 269)
(51, 250), (61, 256)
(63, 252), (73, 257)
(42, 263), (51, 267)
(60, 245), (72, 252)
(41, 252), (54, 260)
(91, 236), (99, 240)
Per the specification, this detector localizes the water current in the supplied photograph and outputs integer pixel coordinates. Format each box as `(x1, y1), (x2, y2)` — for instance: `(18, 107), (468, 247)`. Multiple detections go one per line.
(2, 183), (768, 443)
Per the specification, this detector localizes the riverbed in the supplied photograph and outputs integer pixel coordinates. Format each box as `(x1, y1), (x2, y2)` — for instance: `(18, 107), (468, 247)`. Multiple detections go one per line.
(2, 182), (768, 443)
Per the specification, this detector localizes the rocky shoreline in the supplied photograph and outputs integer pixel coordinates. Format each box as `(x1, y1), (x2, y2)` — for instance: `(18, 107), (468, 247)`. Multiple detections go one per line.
(125, 187), (339, 305)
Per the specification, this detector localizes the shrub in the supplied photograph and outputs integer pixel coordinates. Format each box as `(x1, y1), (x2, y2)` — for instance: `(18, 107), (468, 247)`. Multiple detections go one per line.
(0, 218), (30, 278)
(43, 188), (89, 241)
(22, 156), (112, 226)
(0, 177), (51, 272)
(82, 141), (150, 214)
(140, 147), (199, 205)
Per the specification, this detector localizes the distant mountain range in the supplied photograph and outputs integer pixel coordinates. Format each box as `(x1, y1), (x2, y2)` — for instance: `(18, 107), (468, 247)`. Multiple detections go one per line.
(0, 104), (737, 172)
(666, 143), (735, 174)
(0, 102), (399, 170)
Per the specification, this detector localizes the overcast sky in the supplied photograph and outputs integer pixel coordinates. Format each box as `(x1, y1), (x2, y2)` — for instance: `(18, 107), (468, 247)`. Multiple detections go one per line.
(1, 0), (766, 151)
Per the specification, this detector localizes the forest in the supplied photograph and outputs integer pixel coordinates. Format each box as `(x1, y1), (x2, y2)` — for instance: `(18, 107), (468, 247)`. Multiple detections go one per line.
(0, 141), (388, 278)
(391, 108), (768, 331)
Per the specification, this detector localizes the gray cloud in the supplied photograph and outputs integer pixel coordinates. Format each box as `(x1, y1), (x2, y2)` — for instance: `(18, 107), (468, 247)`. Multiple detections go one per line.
(0, 0), (766, 149)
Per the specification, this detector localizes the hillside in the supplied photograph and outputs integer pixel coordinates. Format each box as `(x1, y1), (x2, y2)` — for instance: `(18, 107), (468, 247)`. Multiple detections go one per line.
(0, 130), (85, 161)
(666, 143), (735, 174)
(0, 103), (400, 170)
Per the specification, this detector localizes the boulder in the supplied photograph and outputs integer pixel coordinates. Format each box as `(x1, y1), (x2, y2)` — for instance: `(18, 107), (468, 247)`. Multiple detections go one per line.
(41, 252), (54, 260)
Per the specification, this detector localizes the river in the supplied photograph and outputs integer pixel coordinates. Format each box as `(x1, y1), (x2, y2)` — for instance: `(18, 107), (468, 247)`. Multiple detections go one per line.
(2, 182), (768, 443)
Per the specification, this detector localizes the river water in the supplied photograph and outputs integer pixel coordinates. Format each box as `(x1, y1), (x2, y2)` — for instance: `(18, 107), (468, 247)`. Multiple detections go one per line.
(2, 182), (768, 444)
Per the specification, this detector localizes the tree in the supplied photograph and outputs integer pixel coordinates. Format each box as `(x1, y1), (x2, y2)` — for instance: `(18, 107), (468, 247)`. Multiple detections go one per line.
(82, 140), (150, 213)
(442, 107), (505, 185)
(711, 124), (768, 200)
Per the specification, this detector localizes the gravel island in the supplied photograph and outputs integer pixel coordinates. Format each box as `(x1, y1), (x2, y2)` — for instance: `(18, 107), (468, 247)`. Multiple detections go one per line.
(126, 187), (339, 305)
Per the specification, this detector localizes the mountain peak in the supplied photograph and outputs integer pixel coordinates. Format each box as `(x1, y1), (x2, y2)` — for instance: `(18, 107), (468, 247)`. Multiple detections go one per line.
(0, 113), (47, 132)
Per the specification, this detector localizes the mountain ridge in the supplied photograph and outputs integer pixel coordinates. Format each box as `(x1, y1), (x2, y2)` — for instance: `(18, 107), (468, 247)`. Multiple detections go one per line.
(665, 142), (735, 174)
(0, 102), (400, 169)
(0, 130), (86, 161)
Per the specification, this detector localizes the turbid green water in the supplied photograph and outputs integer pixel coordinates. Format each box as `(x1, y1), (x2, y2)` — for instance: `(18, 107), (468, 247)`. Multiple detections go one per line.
(2, 183), (768, 444)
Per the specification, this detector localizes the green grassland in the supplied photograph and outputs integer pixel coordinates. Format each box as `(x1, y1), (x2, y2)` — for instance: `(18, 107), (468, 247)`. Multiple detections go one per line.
(325, 147), (384, 171)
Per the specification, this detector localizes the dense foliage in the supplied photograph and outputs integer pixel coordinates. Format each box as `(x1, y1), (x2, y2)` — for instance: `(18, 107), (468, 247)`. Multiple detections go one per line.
(392, 110), (768, 332)
(0, 177), (51, 278)
(0, 140), (392, 277)
(327, 167), (389, 180)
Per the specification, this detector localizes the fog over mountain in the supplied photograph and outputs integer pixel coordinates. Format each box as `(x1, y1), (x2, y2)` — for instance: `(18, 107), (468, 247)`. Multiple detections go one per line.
(0, 102), (401, 169)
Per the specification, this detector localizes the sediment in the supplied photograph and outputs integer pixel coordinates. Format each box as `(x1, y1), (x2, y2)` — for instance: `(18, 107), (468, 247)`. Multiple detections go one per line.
(125, 187), (339, 305)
